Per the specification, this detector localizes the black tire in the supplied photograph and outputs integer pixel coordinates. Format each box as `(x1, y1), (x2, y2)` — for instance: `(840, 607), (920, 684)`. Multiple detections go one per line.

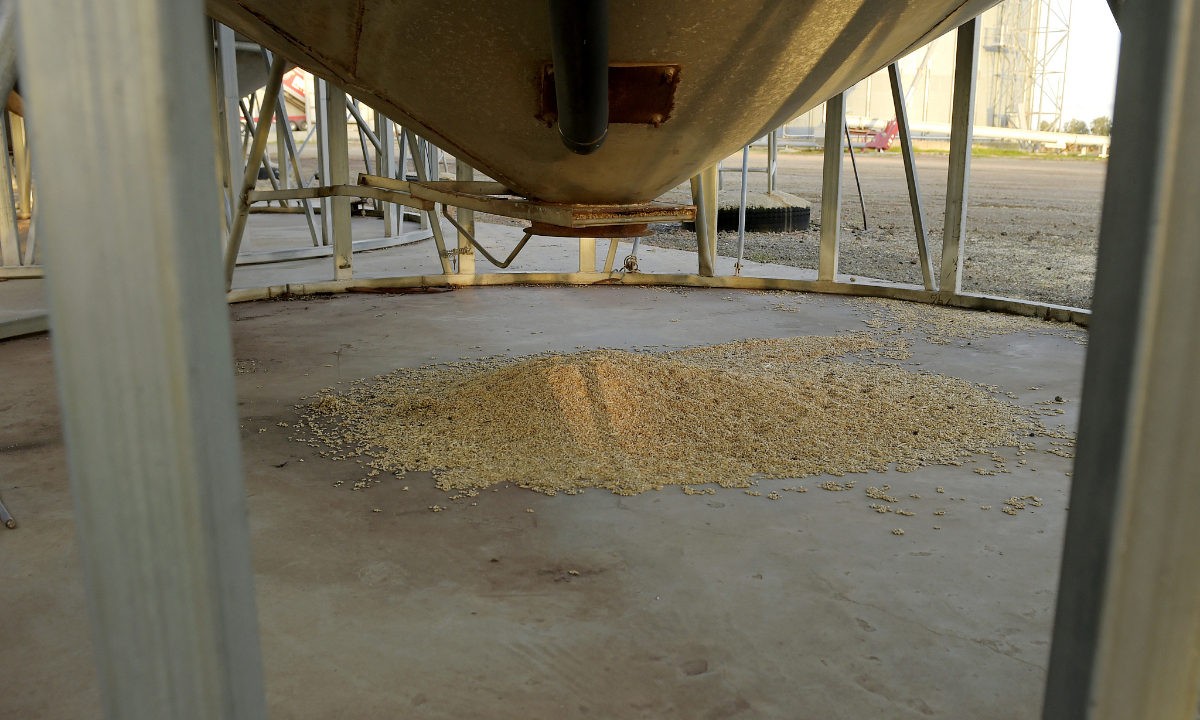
(682, 204), (810, 233)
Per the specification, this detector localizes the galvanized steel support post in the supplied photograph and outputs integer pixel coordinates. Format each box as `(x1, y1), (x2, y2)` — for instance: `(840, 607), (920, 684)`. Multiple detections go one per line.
(262, 50), (318, 247)
(350, 100), (372, 186)
(416, 136), (431, 230)
(274, 91), (288, 193)
(941, 18), (979, 295)
(10, 110), (29, 218)
(403, 128), (453, 274)
(237, 100), (284, 202)
(0, 0), (14, 115)
(0, 0), (17, 267)
(0, 2), (15, 267)
(206, 23), (231, 237)
(375, 112), (395, 237)
(323, 83), (353, 280)
(303, 73), (316, 129)
(735, 144), (749, 275)
(314, 78), (332, 245)
(1042, 0), (1200, 716)
(17, 0), (268, 718)
(767, 128), (778, 193)
(690, 163), (718, 276)
(346, 98), (383, 157)
(394, 124), (408, 234)
(603, 238), (619, 273)
(844, 122), (868, 229)
(222, 53), (286, 290)
(819, 92), (845, 281)
(455, 158), (475, 274)
(0, 112), (19, 267)
(215, 23), (241, 231)
(579, 237), (596, 273)
(889, 62), (935, 291)
(21, 210), (35, 265)
(704, 163), (718, 271)
(396, 124), (408, 174)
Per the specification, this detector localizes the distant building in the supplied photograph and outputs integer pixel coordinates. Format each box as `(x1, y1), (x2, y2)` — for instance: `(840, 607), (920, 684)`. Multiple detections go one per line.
(784, 0), (1074, 147)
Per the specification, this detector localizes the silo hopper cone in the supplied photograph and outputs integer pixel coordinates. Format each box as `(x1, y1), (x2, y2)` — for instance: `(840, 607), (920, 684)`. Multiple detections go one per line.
(207, 0), (997, 204)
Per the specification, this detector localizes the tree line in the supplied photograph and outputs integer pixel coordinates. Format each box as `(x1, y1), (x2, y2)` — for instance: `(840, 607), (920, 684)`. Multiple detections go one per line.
(1039, 116), (1112, 136)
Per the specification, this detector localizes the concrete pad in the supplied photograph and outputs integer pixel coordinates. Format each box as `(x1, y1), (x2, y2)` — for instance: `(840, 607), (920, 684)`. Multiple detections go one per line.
(0, 282), (1083, 719)
(0, 277), (46, 340)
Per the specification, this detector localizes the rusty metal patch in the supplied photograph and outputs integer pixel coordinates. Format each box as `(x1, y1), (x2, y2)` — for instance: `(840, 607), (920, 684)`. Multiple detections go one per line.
(529, 221), (652, 238)
(536, 63), (681, 128)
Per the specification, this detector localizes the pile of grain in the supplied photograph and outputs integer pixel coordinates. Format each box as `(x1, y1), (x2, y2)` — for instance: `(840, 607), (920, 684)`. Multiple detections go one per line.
(300, 334), (1042, 496)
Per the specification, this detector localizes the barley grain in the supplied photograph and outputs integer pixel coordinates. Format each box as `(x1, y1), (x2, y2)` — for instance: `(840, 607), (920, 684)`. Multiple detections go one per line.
(300, 335), (1045, 497)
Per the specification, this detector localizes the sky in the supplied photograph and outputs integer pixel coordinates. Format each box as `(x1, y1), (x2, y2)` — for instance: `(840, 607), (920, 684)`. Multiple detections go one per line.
(1061, 0), (1121, 123)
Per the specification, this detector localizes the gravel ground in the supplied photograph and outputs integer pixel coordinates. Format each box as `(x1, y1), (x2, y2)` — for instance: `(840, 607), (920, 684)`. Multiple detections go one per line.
(643, 150), (1104, 310)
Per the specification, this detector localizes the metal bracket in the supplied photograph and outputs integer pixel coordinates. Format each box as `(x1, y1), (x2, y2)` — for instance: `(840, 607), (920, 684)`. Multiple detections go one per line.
(358, 173), (694, 228)
(536, 63), (681, 128)
(441, 206), (534, 269)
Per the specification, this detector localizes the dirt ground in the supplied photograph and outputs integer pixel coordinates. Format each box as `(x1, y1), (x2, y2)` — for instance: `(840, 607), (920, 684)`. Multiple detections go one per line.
(648, 150), (1105, 310)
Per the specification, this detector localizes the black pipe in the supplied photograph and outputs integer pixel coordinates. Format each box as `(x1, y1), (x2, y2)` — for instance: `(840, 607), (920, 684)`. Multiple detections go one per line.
(548, 0), (609, 155)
